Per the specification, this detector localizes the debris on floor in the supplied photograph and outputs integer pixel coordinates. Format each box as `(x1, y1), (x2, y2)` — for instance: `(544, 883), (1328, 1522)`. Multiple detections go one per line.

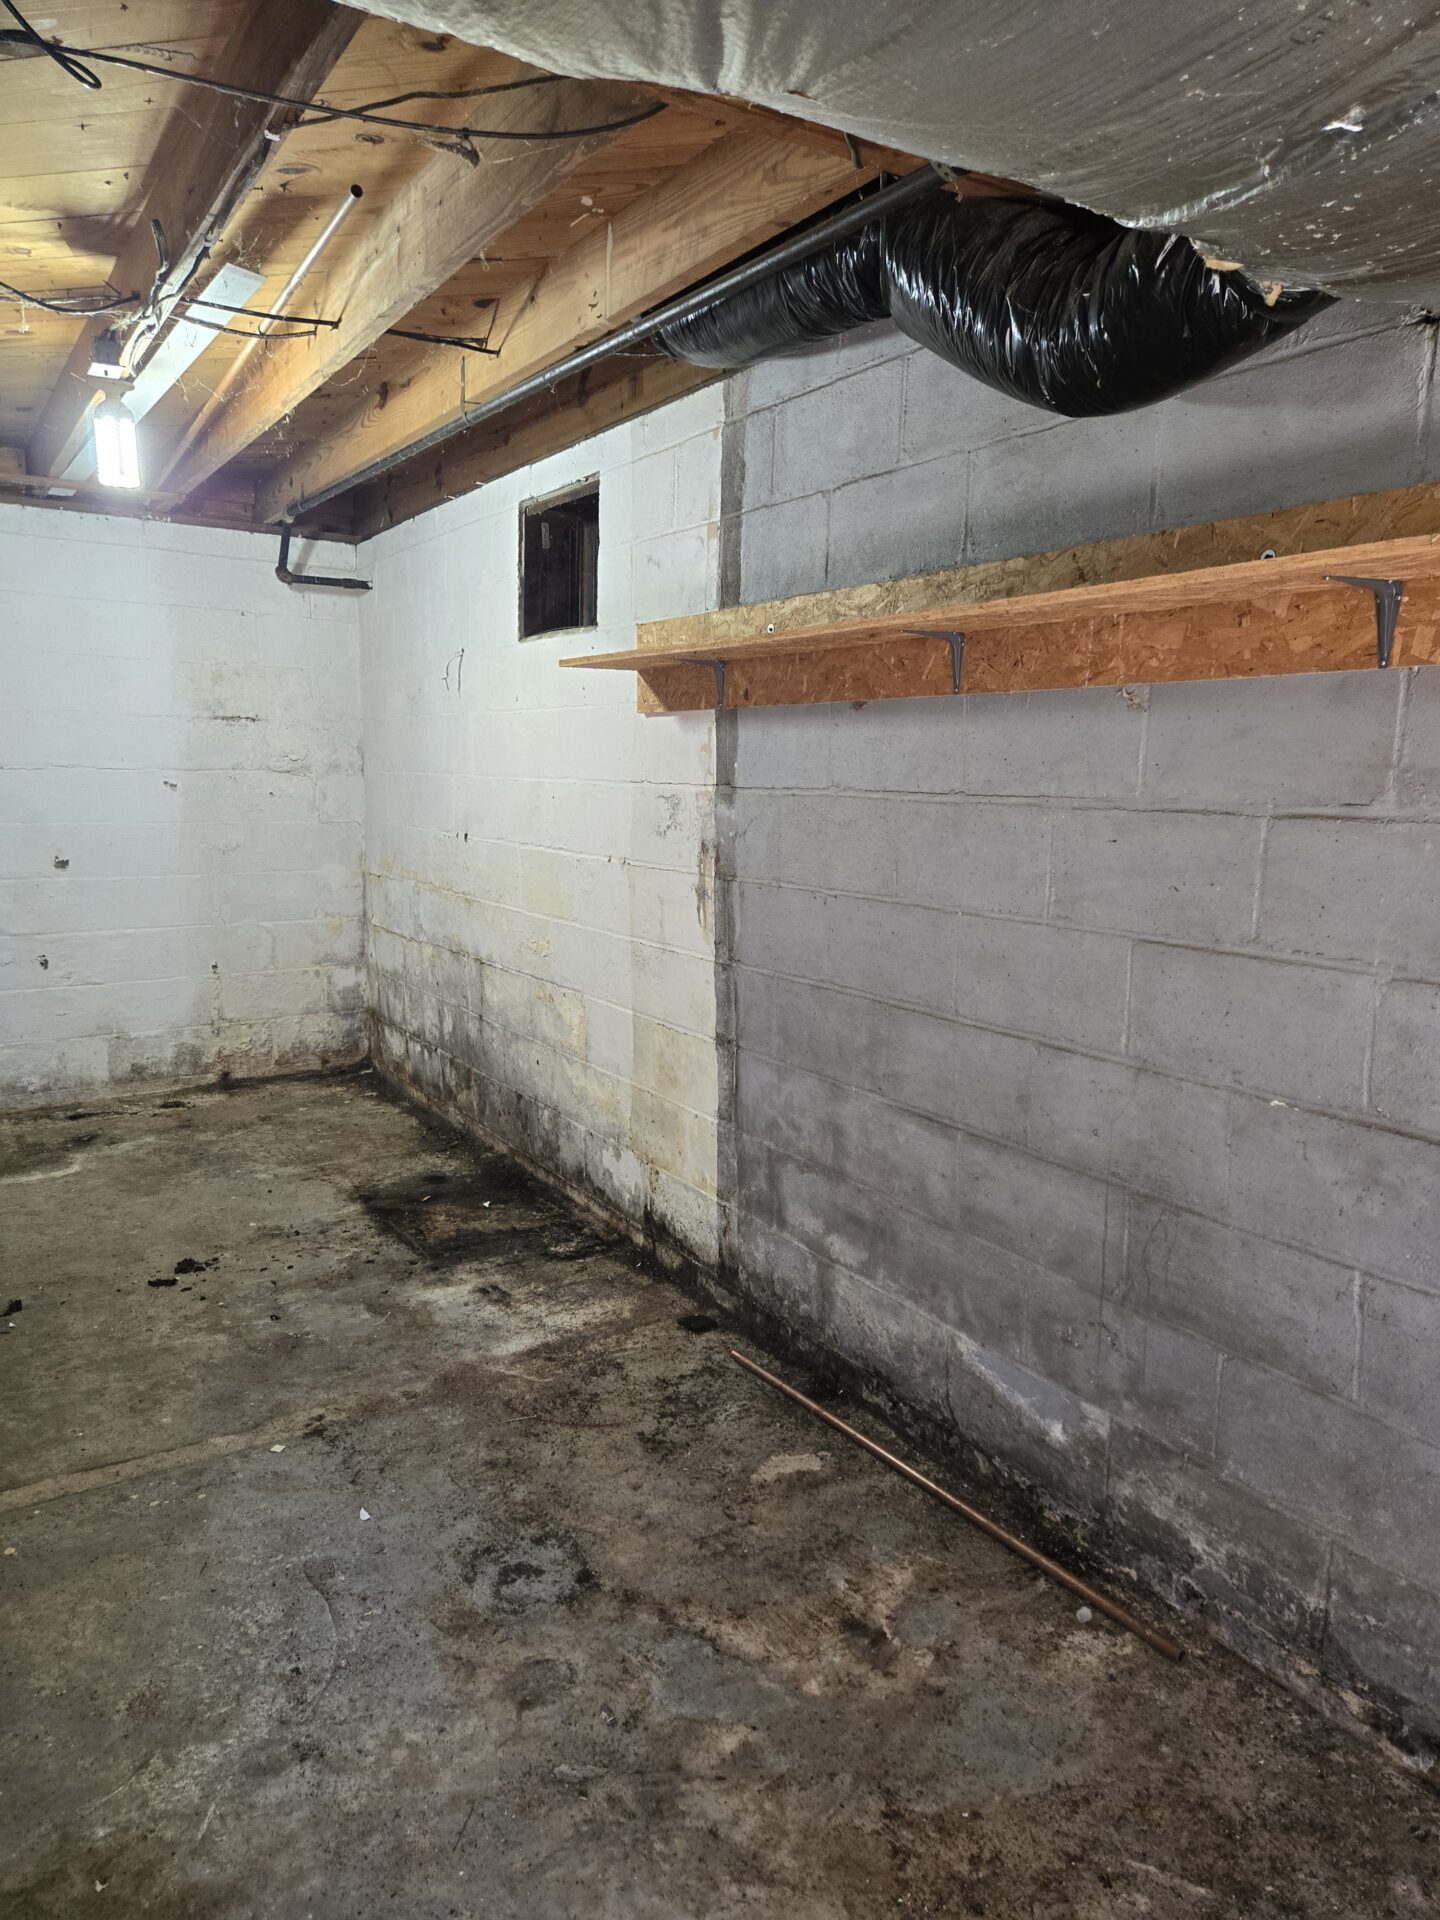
(751, 1451), (826, 1485)
(677, 1312), (719, 1334)
(1, 1074), (1435, 1920)
(731, 1348), (1184, 1661)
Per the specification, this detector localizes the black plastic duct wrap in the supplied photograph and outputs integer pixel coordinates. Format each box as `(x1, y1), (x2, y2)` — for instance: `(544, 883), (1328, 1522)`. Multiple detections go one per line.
(657, 220), (890, 366)
(657, 188), (1332, 418)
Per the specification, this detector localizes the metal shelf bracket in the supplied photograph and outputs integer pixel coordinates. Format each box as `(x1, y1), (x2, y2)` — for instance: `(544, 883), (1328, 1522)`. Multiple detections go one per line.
(1325, 574), (1404, 668)
(905, 628), (967, 693)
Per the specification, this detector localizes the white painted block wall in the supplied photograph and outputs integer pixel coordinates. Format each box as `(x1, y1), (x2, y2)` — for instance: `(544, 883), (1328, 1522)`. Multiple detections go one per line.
(0, 504), (367, 1104)
(359, 387), (725, 1261)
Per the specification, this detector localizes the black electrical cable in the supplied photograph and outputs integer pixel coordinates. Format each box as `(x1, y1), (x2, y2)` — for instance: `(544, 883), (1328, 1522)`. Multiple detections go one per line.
(0, 280), (509, 359)
(0, 0), (99, 87)
(298, 73), (567, 125)
(169, 313), (328, 343)
(0, 274), (132, 315)
(0, 275), (328, 344)
(0, 272), (505, 351)
(178, 314), (496, 350)
(387, 325), (499, 354)
(0, 4), (666, 144)
(168, 289), (500, 351)
(186, 296), (339, 330)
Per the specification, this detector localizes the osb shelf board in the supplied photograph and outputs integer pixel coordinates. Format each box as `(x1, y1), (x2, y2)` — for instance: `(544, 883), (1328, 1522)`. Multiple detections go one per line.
(613, 583), (1440, 711)
(554, 491), (1440, 713)
(638, 481), (1440, 656)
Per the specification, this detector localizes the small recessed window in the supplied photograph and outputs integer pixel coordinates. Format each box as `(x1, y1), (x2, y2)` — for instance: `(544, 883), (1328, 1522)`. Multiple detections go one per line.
(519, 480), (599, 639)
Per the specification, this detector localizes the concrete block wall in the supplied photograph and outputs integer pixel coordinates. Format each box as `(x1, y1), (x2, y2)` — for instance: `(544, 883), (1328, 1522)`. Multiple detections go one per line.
(359, 388), (724, 1262)
(9, 296), (1431, 1748)
(729, 302), (1440, 599)
(723, 304), (1440, 1753)
(0, 504), (366, 1104)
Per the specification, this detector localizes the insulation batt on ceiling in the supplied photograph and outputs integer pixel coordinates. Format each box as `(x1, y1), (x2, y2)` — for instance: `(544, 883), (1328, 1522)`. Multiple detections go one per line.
(352, 0), (1440, 303)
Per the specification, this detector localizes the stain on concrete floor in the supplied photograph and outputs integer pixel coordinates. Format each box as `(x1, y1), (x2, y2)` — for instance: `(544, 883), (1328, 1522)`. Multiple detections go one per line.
(0, 1072), (1436, 1919)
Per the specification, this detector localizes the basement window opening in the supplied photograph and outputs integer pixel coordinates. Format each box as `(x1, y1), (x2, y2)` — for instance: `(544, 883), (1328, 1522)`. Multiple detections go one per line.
(520, 480), (599, 639)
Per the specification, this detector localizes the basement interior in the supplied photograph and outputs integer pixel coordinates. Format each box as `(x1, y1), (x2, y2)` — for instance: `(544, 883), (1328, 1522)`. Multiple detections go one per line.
(3, 4), (1440, 1916)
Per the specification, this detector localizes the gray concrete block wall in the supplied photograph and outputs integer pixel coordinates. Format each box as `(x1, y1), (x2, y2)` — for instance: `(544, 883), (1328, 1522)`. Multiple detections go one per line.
(727, 306), (1440, 601)
(722, 303), (1440, 1754)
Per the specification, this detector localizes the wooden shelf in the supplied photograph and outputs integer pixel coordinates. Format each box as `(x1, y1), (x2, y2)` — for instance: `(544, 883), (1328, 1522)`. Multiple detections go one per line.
(560, 531), (1440, 713)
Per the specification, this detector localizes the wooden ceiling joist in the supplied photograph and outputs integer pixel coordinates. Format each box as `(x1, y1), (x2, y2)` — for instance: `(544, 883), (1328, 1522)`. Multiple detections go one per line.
(163, 73), (650, 500)
(3, 8), (954, 535)
(255, 127), (877, 524)
(24, 0), (364, 482)
(634, 89), (928, 180)
(349, 356), (719, 540)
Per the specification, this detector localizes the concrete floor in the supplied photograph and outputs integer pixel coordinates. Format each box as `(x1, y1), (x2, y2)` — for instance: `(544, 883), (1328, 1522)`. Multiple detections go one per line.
(1, 1075), (1436, 1920)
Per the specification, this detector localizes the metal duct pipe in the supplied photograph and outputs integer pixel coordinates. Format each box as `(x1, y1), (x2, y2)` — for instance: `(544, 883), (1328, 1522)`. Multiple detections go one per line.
(283, 164), (945, 519)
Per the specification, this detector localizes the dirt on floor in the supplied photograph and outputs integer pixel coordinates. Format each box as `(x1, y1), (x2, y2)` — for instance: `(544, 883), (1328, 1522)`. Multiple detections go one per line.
(0, 1071), (1436, 1919)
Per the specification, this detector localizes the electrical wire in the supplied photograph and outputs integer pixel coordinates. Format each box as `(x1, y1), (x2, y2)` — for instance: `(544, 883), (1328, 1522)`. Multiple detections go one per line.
(170, 312), (329, 343)
(0, 274), (320, 340)
(0, 276), (508, 356)
(298, 73), (568, 124)
(0, 0), (98, 87)
(388, 325), (499, 354)
(186, 296), (339, 330)
(0, 4), (666, 145)
(0, 276), (131, 316)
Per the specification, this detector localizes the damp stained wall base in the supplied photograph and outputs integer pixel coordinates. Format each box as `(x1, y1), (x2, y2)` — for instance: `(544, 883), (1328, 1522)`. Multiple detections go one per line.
(357, 389), (729, 1272)
(351, 318), (1440, 1772)
(367, 1012), (717, 1272)
(711, 305), (1440, 1774)
(709, 1219), (1439, 1776)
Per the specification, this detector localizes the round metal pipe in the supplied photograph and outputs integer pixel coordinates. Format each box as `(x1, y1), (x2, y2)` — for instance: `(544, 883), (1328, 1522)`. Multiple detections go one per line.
(288, 164), (944, 518)
(159, 186), (363, 489)
(730, 1347), (1185, 1662)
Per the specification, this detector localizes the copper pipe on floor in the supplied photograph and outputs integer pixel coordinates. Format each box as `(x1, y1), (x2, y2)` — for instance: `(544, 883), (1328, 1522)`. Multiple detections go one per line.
(730, 1349), (1184, 1663)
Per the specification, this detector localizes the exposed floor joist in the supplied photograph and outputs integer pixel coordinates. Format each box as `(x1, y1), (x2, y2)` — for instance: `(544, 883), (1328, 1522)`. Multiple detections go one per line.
(1, 6), (961, 536)
(256, 127), (878, 523)
(24, 0), (363, 482)
(163, 73), (650, 499)
(348, 355), (719, 540)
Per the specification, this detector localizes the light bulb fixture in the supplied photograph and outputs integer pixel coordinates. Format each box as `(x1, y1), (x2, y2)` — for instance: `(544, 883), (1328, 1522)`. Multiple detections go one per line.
(86, 328), (126, 381)
(92, 394), (140, 490)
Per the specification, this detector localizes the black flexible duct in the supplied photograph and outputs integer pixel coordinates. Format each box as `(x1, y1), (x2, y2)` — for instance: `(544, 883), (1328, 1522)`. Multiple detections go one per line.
(657, 187), (1333, 417)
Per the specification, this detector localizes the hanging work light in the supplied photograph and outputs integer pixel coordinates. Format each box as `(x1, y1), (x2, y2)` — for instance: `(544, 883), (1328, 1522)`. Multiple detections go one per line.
(92, 395), (140, 489)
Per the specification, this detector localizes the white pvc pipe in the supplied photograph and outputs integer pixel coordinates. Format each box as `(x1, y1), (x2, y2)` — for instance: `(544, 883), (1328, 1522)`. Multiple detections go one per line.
(157, 184), (363, 490)
(257, 184), (363, 335)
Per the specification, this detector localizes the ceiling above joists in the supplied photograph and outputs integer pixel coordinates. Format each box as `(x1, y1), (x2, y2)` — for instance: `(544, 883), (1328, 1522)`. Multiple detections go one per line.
(0, 0), (936, 538)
